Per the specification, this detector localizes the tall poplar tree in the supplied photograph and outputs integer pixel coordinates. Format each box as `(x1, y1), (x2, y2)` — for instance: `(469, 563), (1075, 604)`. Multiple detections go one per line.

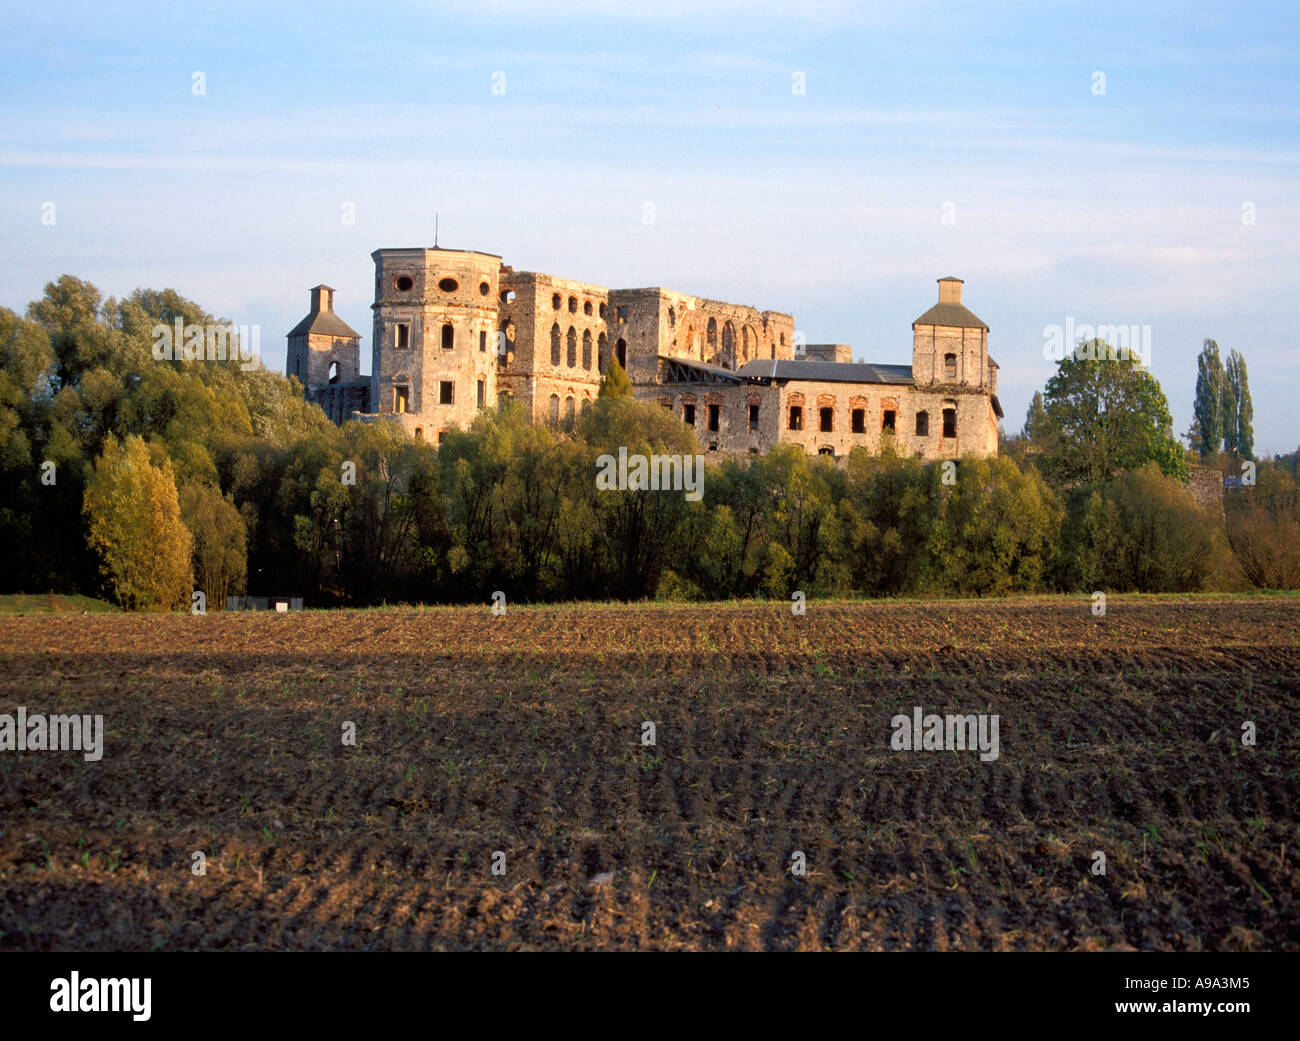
(1193, 339), (1226, 457)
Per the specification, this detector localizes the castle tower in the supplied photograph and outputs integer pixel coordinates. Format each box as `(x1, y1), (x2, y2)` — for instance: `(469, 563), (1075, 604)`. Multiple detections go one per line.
(911, 277), (990, 389)
(286, 285), (363, 386)
(371, 247), (502, 439)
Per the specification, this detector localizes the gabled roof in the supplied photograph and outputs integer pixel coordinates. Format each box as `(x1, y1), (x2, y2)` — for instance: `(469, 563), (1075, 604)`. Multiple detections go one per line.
(287, 310), (363, 339)
(912, 302), (988, 331)
(735, 359), (914, 385)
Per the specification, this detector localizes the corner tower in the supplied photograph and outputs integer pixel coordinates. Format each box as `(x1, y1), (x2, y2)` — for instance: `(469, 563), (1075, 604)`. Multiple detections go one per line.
(371, 247), (503, 438)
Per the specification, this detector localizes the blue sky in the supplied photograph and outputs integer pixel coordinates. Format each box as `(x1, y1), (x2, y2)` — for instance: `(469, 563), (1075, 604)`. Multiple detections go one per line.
(1, 1), (1296, 452)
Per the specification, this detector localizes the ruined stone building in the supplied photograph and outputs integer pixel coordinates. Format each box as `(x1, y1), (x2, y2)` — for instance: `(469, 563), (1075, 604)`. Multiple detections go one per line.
(286, 247), (1003, 458)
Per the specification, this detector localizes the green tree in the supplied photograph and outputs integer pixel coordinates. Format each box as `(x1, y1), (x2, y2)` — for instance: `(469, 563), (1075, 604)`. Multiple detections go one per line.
(83, 434), (193, 609)
(922, 455), (1060, 595)
(1037, 344), (1187, 486)
(1066, 463), (1222, 592)
(1024, 390), (1048, 442)
(1193, 339), (1226, 457)
(598, 357), (633, 398)
(180, 481), (247, 608)
(1223, 349), (1253, 458)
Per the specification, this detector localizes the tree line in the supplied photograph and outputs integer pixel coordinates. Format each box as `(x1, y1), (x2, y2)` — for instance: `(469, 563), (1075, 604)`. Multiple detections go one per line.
(1, 276), (1295, 609)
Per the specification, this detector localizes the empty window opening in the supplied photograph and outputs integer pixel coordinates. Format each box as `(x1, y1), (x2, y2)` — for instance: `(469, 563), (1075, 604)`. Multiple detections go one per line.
(582, 330), (592, 370)
(944, 353), (957, 379)
(567, 327), (577, 368)
(477, 379), (486, 409)
(441, 323), (454, 350)
(568, 296), (578, 313)
(564, 396), (576, 426)
(942, 408), (957, 438)
(438, 277), (459, 293)
(394, 386), (409, 413)
(438, 381), (454, 406)
(599, 302), (608, 319)
(437, 429), (446, 444)
(550, 324), (561, 366)
(328, 361), (340, 385)
(915, 411), (929, 436)
(683, 403), (696, 426)
(395, 323), (410, 350)
(616, 305), (629, 324)
(788, 405), (803, 431)
(707, 403), (720, 432)
(479, 330), (487, 353)
(499, 289), (516, 303)
(479, 282), (489, 296)
(552, 293), (562, 310)
(819, 407), (834, 432)
(584, 300), (593, 315)
(882, 409), (896, 433)
(548, 394), (560, 426)
(414, 427), (423, 440)
(615, 338), (627, 369)
(818, 446), (835, 457)
(748, 404), (760, 430)
(395, 275), (414, 292)
(851, 408), (865, 433)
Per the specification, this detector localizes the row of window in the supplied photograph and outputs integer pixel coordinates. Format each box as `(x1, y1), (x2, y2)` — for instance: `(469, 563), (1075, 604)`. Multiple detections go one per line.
(664, 399), (959, 438)
(392, 322), (491, 354)
(547, 325), (628, 371)
(391, 378), (489, 413)
(392, 275), (492, 297)
(547, 393), (593, 427)
(787, 405), (956, 437)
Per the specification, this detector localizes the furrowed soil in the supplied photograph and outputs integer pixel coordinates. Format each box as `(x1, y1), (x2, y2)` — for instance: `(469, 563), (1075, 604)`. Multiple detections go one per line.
(0, 596), (1297, 951)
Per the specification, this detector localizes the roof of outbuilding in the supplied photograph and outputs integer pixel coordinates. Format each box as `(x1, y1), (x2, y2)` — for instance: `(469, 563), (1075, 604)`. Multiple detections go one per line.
(735, 359), (914, 385)
(287, 310), (363, 340)
(911, 301), (989, 331)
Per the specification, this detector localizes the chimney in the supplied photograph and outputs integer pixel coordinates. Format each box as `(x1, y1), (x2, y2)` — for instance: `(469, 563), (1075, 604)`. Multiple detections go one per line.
(310, 285), (335, 313)
(937, 276), (963, 305)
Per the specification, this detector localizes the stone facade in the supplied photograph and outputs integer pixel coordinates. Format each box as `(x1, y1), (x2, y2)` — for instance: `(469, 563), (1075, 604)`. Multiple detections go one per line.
(287, 253), (1002, 458)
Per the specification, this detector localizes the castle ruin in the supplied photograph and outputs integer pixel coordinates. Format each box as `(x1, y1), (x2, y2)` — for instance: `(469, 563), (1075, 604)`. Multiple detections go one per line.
(287, 247), (1003, 459)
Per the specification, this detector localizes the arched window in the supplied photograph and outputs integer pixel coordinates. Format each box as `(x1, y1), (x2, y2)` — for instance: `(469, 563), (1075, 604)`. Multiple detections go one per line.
(552, 293), (561, 310)
(566, 327), (577, 367)
(721, 321), (736, 369)
(548, 394), (560, 426)
(568, 296), (578, 313)
(550, 323), (561, 366)
(597, 332), (608, 373)
(944, 353), (957, 379)
(582, 329), (592, 370)
(414, 427), (423, 440)
(441, 323), (454, 350)
(581, 394), (592, 413)
(616, 338), (627, 370)
(564, 395), (576, 427)
(707, 318), (718, 348)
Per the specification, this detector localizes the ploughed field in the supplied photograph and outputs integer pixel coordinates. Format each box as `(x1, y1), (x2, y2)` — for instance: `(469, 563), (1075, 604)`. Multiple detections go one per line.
(0, 596), (1297, 951)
